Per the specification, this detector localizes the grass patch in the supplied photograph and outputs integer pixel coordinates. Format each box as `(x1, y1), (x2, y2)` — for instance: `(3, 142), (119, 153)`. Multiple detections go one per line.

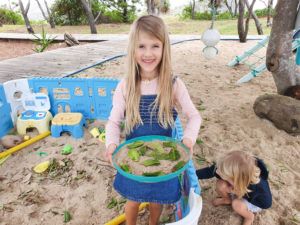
(289, 214), (300, 224)
(0, 16), (271, 35)
(107, 197), (126, 210)
(196, 138), (204, 145)
(47, 158), (74, 179)
(194, 153), (208, 165)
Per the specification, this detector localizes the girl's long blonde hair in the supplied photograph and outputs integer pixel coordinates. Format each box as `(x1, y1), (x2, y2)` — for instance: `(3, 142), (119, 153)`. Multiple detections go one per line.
(217, 151), (260, 198)
(125, 15), (174, 135)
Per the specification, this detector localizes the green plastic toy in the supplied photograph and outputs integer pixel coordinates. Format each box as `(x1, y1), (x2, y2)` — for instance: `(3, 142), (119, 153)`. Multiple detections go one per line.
(61, 144), (73, 155)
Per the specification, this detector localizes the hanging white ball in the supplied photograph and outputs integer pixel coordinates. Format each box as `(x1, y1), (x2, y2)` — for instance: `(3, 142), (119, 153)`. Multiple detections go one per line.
(201, 28), (221, 47)
(203, 46), (218, 59)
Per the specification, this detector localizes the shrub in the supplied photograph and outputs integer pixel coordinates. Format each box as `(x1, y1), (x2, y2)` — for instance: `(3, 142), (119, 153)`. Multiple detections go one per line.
(103, 10), (123, 23)
(51, 0), (85, 25)
(254, 8), (275, 17)
(32, 26), (56, 53)
(0, 8), (23, 25)
(127, 10), (137, 23)
(160, 0), (170, 14)
(51, 0), (137, 25)
(180, 5), (192, 20)
(180, 6), (235, 21)
(195, 11), (212, 20)
(217, 11), (235, 20)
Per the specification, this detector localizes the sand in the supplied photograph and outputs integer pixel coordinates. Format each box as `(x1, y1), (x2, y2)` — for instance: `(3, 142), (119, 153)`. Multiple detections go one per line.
(114, 141), (190, 176)
(0, 40), (300, 225)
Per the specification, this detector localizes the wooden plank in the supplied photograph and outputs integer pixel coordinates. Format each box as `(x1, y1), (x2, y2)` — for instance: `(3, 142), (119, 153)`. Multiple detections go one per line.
(0, 36), (206, 83)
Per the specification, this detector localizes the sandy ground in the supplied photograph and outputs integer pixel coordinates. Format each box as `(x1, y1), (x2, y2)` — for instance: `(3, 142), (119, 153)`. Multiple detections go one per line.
(0, 39), (300, 225)
(0, 40), (90, 61)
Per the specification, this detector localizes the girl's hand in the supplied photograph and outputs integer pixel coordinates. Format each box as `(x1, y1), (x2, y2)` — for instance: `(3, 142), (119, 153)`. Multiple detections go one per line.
(104, 144), (117, 165)
(182, 138), (193, 156)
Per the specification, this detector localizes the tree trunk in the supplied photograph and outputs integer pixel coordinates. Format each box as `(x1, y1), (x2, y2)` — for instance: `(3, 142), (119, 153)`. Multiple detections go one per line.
(146, 0), (151, 15)
(67, 11), (71, 24)
(266, 0), (300, 94)
(237, 0), (255, 42)
(19, 0), (34, 34)
(121, 0), (128, 23)
(35, 0), (48, 21)
(245, 0), (263, 35)
(80, 0), (97, 34)
(191, 0), (196, 20)
(36, 0), (55, 29)
(94, 11), (102, 24)
(146, 0), (157, 15)
(224, 0), (234, 17)
(237, 0), (247, 42)
(44, 0), (55, 28)
(151, 0), (156, 14)
(267, 0), (273, 27)
(147, 0), (152, 14)
(234, 0), (238, 16)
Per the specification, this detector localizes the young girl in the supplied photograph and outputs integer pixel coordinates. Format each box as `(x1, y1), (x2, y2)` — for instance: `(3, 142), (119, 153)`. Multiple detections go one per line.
(196, 151), (272, 225)
(104, 15), (201, 225)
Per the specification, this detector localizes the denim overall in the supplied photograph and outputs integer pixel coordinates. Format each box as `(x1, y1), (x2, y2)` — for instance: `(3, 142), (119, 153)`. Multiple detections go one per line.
(114, 94), (181, 204)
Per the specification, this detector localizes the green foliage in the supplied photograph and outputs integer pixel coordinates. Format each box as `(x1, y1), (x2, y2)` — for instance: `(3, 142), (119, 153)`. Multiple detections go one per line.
(107, 197), (118, 209)
(244, 8), (275, 18)
(194, 11), (212, 20)
(30, 20), (48, 25)
(142, 171), (165, 176)
(127, 10), (137, 23)
(0, 8), (23, 25)
(128, 148), (140, 162)
(160, 0), (170, 14)
(104, 0), (139, 23)
(216, 11), (235, 20)
(180, 6), (212, 20)
(180, 5), (192, 20)
(196, 138), (203, 145)
(103, 10), (123, 23)
(172, 161), (186, 172)
(254, 8), (275, 17)
(194, 153), (208, 166)
(63, 210), (71, 223)
(180, 5), (236, 21)
(51, 0), (107, 25)
(51, 0), (86, 25)
(51, 0), (138, 25)
(32, 27), (56, 53)
(106, 197), (126, 210)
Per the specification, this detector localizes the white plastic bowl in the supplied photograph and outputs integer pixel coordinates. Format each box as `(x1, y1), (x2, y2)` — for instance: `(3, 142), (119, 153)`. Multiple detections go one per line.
(166, 188), (203, 225)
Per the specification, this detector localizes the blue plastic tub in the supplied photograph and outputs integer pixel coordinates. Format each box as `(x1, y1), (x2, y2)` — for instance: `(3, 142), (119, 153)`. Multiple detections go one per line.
(112, 135), (190, 183)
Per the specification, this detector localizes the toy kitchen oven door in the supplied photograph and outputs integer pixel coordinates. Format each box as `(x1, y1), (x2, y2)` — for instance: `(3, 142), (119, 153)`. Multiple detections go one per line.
(17, 93), (53, 135)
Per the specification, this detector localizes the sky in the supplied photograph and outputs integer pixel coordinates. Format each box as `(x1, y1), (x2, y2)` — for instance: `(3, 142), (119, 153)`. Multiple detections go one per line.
(0, 0), (277, 21)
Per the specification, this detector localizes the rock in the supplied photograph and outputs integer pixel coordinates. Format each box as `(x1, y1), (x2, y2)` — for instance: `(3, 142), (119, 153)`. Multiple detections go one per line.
(284, 85), (300, 100)
(253, 94), (300, 134)
(0, 135), (23, 149)
(64, 33), (79, 46)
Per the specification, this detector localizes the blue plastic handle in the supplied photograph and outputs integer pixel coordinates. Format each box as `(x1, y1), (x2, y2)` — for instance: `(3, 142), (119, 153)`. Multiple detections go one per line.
(112, 135), (190, 183)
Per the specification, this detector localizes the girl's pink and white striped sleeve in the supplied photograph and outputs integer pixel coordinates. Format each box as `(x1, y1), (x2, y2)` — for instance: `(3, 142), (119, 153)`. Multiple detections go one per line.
(174, 78), (202, 144)
(105, 80), (126, 148)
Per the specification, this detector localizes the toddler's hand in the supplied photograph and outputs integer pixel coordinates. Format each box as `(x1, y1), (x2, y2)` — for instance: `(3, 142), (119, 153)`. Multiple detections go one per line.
(104, 144), (117, 165)
(182, 138), (193, 156)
